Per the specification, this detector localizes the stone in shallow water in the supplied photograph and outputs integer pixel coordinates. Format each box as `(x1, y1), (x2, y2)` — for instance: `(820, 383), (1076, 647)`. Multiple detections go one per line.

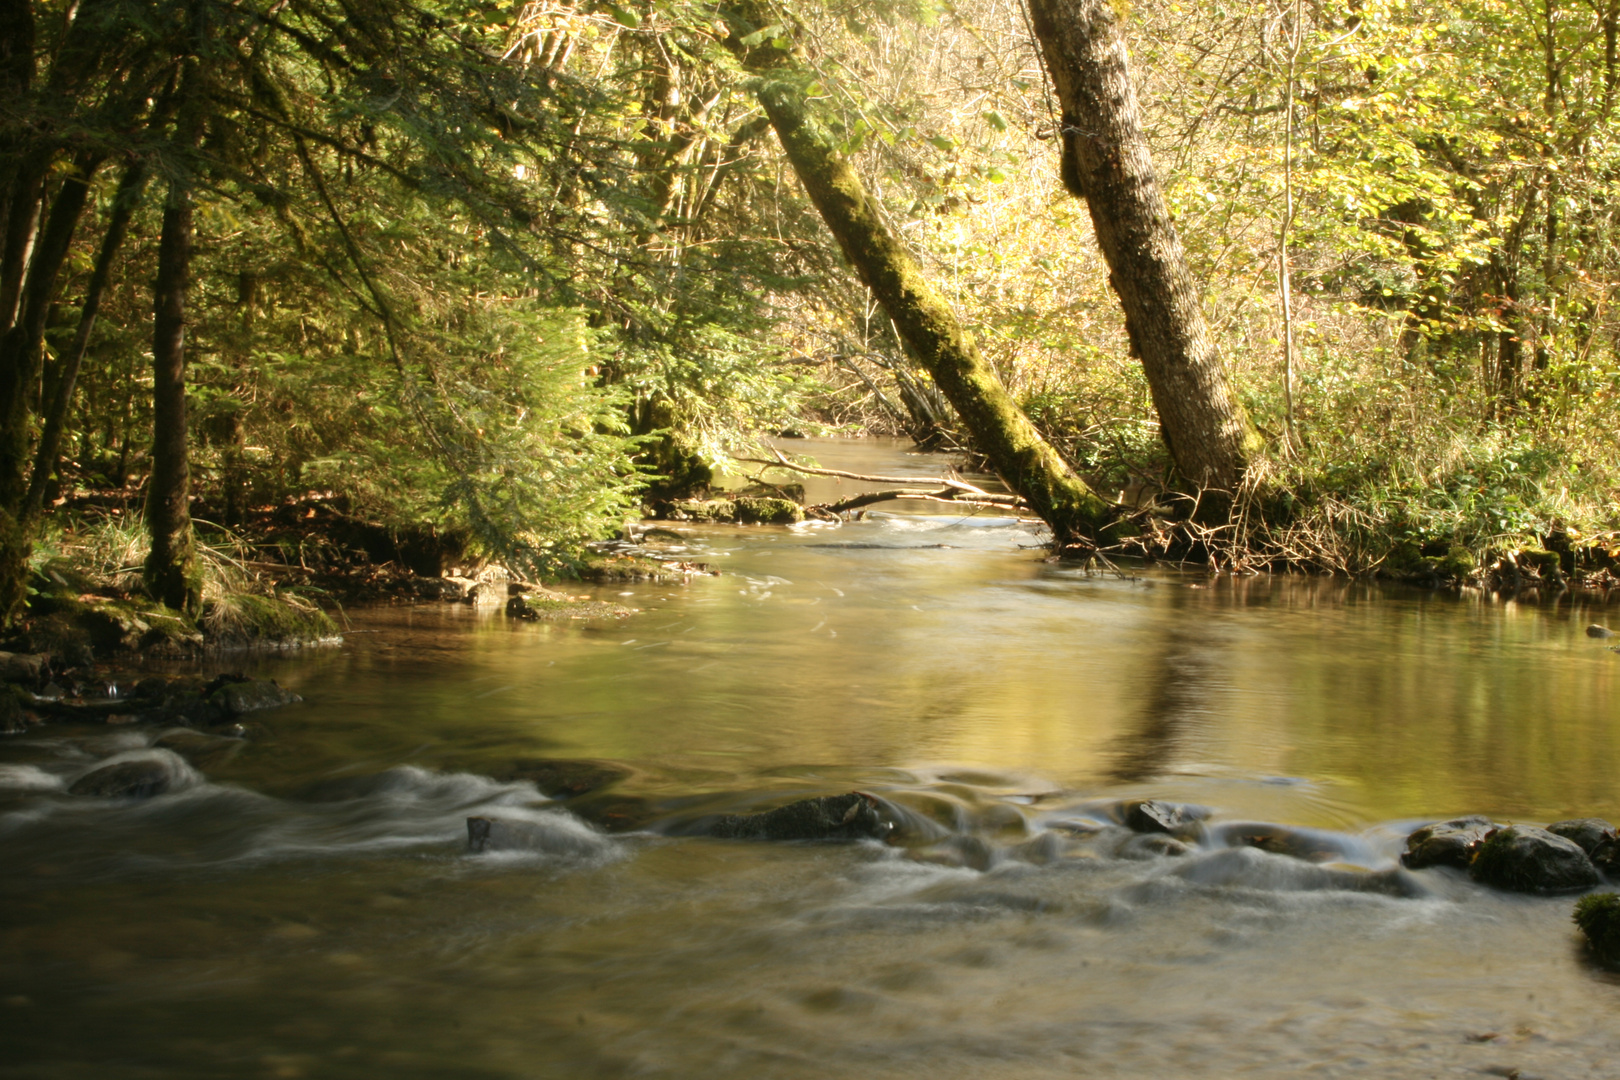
(1119, 799), (1208, 837)
(702, 792), (894, 842)
(1546, 818), (1620, 877)
(210, 679), (301, 716)
(1212, 822), (1357, 863)
(1400, 815), (1497, 871)
(1469, 825), (1601, 894)
(68, 759), (173, 798)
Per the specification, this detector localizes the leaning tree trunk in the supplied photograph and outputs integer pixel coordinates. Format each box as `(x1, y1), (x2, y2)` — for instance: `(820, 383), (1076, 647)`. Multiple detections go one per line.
(0, 154), (102, 623)
(27, 158), (150, 518)
(723, 4), (1112, 546)
(144, 177), (201, 616)
(1026, 0), (1261, 504)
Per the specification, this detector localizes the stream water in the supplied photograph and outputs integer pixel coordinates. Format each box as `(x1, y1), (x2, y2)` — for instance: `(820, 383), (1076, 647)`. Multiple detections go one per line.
(4, 438), (1620, 1079)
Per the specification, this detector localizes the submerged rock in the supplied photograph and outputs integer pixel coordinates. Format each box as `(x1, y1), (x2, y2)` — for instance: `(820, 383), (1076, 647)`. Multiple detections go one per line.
(567, 793), (660, 833)
(1211, 822), (1357, 863)
(1469, 825), (1601, 894)
(1172, 846), (1428, 898)
(1400, 815), (1497, 870)
(498, 758), (632, 800)
(701, 792), (894, 842)
(1574, 892), (1620, 969)
(68, 758), (174, 798)
(466, 814), (610, 857)
(208, 677), (301, 716)
(908, 834), (995, 871)
(1114, 832), (1192, 860)
(153, 729), (244, 771)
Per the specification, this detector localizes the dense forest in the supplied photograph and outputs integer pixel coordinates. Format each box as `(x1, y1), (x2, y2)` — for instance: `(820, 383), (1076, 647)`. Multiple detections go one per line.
(1, 0), (1617, 640)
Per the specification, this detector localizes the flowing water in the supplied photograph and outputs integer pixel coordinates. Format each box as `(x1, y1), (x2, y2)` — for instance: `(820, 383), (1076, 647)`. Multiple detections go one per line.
(4, 438), (1620, 1079)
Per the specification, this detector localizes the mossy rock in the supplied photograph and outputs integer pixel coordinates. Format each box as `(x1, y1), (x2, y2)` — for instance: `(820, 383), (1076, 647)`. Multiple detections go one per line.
(664, 498), (739, 523)
(1469, 825), (1601, 894)
(1402, 816), (1496, 870)
(1421, 544), (1477, 580)
(580, 552), (689, 584)
(1383, 539), (1427, 575)
(1574, 892), (1620, 969)
(733, 497), (803, 525)
(202, 593), (338, 648)
(53, 598), (205, 656)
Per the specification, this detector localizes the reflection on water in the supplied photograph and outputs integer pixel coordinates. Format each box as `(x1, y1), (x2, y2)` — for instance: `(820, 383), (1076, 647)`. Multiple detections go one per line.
(3, 438), (1620, 1078)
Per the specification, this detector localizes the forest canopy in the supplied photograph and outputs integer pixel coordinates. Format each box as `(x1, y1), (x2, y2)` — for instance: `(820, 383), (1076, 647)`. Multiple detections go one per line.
(0, 0), (1616, 630)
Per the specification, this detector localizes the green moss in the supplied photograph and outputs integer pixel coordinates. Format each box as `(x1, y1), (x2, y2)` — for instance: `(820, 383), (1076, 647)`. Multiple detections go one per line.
(734, 497), (804, 524)
(1574, 893), (1620, 968)
(202, 592), (338, 648)
(1421, 544), (1477, 581)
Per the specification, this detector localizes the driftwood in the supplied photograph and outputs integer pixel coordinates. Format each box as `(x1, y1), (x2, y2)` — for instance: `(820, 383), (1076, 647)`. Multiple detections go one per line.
(733, 448), (1027, 518)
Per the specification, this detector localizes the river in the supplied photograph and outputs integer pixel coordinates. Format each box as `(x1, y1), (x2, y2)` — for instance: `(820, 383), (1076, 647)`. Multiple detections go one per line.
(3, 438), (1619, 1078)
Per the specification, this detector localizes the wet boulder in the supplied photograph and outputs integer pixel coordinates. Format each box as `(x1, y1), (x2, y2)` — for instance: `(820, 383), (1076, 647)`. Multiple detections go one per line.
(567, 792), (660, 833)
(1573, 892), (1620, 969)
(1548, 818), (1620, 877)
(702, 792), (894, 842)
(1401, 815), (1497, 870)
(1468, 825), (1601, 894)
(1119, 799), (1208, 838)
(153, 729), (245, 771)
(68, 758), (175, 798)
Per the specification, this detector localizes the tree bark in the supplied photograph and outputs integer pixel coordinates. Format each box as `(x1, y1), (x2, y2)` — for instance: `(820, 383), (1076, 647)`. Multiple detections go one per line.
(144, 177), (201, 615)
(26, 158), (149, 517)
(0, 153), (101, 623)
(723, 4), (1112, 545)
(1026, 0), (1261, 501)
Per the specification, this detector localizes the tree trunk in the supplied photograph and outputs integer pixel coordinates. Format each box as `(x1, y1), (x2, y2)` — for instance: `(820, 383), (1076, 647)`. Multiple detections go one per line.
(144, 178), (200, 615)
(723, 5), (1112, 545)
(0, 153), (101, 623)
(1026, 0), (1261, 502)
(27, 158), (149, 517)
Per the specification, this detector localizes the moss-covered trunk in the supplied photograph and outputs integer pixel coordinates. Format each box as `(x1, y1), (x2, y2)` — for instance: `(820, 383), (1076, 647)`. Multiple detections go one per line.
(723, 5), (1110, 545)
(1027, 0), (1262, 504)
